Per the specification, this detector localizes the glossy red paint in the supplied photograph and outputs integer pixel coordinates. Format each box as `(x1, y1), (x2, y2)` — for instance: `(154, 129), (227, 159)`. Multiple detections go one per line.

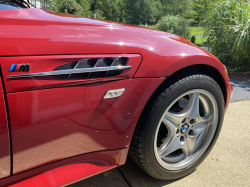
(1, 54), (142, 93)
(7, 78), (165, 174)
(219, 69), (233, 113)
(0, 6), (233, 187)
(0, 76), (10, 179)
(0, 148), (128, 187)
(0, 8), (225, 78)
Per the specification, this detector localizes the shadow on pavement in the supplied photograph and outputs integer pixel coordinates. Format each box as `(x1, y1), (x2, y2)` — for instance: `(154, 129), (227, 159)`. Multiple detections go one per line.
(68, 166), (129, 187)
(230, 79), (250, 102)
(118, 156), (194, 187)
(68, 156), (192, 187)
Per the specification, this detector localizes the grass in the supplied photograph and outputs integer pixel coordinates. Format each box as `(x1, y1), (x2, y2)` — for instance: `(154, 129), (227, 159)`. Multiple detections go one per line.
(148, 25), (158, 30)
(187, 35), (208, 45)
(138, 25), (205, 36)
(188, 26), (207, 45)
(188, 27), (205, 36)
(139, 25), (206, 36)
(139, 25), (208, 45)
(194, 36), (208, 45)
(184, 27), (207, 46)
(138, 24), (157, 30)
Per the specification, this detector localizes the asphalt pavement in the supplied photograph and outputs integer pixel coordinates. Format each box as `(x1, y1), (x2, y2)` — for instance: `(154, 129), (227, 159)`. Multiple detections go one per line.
(68, 79), (250, 187)
(230, 79), (250, 102)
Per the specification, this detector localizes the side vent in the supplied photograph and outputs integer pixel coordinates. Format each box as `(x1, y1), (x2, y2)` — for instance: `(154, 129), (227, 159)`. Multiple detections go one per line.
(53, 57), (129, 80)
(8, 57), (131, 79)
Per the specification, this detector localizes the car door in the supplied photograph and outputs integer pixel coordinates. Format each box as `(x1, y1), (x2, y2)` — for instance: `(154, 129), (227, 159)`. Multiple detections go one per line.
(0, 3), (166, 177)
(0, 73), (11, 179)
(0, 54), (161, 174)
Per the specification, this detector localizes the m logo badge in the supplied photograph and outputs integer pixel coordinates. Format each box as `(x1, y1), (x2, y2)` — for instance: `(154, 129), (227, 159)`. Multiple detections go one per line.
(9, 64), (30, 72)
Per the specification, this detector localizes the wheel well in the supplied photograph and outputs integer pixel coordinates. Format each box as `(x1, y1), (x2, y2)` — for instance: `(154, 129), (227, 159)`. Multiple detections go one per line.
(138, 64), (226, 130)
(163, 64), (226, 101)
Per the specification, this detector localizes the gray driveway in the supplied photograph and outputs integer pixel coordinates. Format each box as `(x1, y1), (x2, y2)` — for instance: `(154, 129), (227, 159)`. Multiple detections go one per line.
(230, 79), (250, 102)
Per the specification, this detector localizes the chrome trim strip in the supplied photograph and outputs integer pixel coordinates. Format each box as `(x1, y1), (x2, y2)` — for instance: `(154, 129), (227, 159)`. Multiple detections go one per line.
(8, 65), (132, 79)
(104, 57), (120, 77)
(67, 60), (81, 79)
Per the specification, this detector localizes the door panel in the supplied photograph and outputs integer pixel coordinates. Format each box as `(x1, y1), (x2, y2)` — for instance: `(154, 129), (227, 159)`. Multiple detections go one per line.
(0, 73), (11, 179)
(0, 54), (142, 93)
(7, 78), (165, 174)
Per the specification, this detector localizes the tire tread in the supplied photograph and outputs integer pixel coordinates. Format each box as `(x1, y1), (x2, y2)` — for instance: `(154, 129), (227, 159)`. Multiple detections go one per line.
(129, 73), (224, 180)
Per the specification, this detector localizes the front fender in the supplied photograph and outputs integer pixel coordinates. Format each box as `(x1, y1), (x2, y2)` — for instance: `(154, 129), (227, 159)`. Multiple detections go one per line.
(135, 45), (225, 78)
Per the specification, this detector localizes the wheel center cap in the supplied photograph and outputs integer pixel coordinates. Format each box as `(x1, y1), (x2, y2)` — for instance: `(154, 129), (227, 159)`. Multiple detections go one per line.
(181, 124), (189, 134)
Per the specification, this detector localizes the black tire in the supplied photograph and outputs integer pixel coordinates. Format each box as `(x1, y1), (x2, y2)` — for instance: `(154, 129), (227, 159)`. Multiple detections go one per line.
(129, 73), (225, 180)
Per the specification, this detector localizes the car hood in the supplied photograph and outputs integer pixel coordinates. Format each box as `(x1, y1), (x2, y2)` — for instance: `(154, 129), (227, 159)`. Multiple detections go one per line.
(0, 8), (191, 54)
(0, 8), (225, 76)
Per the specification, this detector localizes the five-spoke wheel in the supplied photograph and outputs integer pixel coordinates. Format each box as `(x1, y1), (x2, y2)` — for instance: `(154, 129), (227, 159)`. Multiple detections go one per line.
(129, 73), (224, 180)
(154, 90), (218, 170)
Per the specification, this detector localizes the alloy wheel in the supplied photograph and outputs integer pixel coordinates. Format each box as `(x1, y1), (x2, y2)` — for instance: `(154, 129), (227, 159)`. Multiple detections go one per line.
(154, 89), (218, 170)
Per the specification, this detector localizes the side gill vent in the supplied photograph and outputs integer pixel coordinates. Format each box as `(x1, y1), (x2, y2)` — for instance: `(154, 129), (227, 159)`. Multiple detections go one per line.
(53, 57), (129, 80)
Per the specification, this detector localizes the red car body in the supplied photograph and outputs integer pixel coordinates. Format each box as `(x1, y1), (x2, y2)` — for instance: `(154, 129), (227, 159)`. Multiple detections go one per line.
(0, 8), (232, 187)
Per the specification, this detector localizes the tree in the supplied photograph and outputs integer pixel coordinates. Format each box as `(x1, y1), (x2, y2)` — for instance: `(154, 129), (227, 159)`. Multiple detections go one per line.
(191, 0), (218, 25)
(152, 0), (164, 21)
(76, 0), (92, 17)
(90, 0), (125, 22)
(124, 0), (158, 24)
(49, 0), (193, 25)
(162, 0), (192, 17)
(50, 0), (83, 15)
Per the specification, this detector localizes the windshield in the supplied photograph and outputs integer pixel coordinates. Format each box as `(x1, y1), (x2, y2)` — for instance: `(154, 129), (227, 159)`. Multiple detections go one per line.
(0, 0), (27, 11)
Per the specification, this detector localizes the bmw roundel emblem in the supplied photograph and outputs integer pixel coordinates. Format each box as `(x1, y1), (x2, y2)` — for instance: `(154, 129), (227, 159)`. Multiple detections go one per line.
(181, 124), (189, 134)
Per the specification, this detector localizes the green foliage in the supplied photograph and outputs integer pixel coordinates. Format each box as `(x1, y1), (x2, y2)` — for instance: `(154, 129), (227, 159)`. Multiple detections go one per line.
(193, 36), (208, 45)
(191, 0), (220, 25)
(152, 0), (164, 21)
(49, 0), (60, 12)
(162, 0), (192, 17)
(203, 0), (250, 70)
(90, 0), (125, 22)
(191, 36), (196, 43)
(148, 25), (158, 30)
(76, 0), (92, 16)
(49, 0), (196, 25)
(156, 15), (190, 38)
(124, 0), (159, 24)
(50, 0), (83, 15)
(139, 24), (158, 29)
(189, 27), (205, 36)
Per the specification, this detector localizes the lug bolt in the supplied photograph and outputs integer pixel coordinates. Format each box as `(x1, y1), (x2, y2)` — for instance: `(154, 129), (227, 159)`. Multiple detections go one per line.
(180, 136), (184, 141)
(182, 118), (187, 123)
(188, 129), (195, 136)
(190, 119), (196, 124)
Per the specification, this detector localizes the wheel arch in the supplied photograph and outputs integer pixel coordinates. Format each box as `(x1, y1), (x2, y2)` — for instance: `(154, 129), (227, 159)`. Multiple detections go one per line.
(141, 64), (227, 114)
(166, 64), (226, 100)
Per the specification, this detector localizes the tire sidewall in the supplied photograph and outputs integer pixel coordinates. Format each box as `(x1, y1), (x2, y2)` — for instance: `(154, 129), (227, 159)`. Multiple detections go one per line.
(143, 75), (225, 180)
